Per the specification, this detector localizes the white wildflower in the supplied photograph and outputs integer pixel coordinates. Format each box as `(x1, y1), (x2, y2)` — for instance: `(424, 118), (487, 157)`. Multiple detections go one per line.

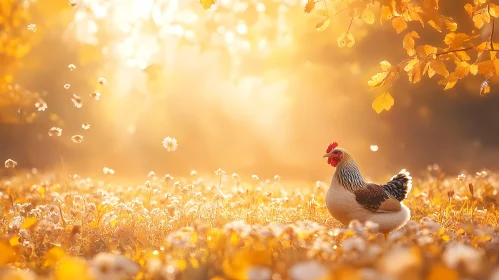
(97, 77), (107, 85)
(5, 159), (17, 168)
(247, 265), (272, 280)
(27, 23), (36, 32)
(442, 243), (484, 274)
(162, 137), (178, 152)
(103, 167), (115, 175)
(35, 101), (47, 111)
(90, 91), (101, 100)
(48, 127), (62, 136)
(71, 135), (84, 143)
(215, 168), (225, 176)
(71, 94), (82, 108)
(289, 260), (328, 280)
(89, 253), (139, 280)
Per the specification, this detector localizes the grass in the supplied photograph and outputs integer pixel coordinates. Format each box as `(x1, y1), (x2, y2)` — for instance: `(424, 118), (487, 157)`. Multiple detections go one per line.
(0, 166), (498, 280)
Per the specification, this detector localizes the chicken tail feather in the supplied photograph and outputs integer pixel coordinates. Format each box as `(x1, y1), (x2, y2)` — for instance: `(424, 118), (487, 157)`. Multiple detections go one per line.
(383, 169), (412, 201)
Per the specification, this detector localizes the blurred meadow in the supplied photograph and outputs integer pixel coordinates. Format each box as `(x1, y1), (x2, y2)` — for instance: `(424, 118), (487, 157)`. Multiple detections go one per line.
(1, 0), (499, 279)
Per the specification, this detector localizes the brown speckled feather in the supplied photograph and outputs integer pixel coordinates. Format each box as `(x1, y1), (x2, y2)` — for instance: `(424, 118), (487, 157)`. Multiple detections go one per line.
(354, 183), (401, 212)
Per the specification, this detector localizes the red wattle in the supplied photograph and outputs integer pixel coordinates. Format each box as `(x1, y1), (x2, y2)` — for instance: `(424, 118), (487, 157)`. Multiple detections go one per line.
(328, 158), (338, 167)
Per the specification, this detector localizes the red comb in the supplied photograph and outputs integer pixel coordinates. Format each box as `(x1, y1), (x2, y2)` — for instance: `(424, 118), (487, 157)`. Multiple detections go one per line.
(326, 142), (338, 153)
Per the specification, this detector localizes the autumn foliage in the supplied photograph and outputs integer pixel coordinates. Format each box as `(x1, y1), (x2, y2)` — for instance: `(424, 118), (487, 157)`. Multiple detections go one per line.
(198, 0), (499, 114)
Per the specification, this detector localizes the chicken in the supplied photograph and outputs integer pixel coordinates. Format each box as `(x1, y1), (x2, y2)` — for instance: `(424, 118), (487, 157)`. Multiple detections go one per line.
(323, 142), (412, 236)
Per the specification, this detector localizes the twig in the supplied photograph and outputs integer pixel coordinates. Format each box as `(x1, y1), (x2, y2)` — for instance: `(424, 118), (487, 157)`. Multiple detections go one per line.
(491, 19), (495, 51)
(346, 16), (354, 33)
(488, 2), (496, 51)
(435, 46), (475, 56)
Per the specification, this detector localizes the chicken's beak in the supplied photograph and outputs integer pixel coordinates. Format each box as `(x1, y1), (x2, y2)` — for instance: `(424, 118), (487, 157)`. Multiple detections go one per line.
(323, 153), (331, 158)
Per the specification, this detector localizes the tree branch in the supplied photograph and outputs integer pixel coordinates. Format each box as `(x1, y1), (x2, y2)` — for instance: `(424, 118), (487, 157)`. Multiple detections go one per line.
(488, 3), (495, 51)
(436, 46), (475, 57)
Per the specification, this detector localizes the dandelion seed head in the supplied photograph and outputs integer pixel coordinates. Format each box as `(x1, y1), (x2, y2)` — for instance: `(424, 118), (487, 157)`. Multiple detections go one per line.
(64, 84), (71, 90)
(370, 145), (379, 152)
(82, 123), (91, 130)
(68, 64), (76, 71)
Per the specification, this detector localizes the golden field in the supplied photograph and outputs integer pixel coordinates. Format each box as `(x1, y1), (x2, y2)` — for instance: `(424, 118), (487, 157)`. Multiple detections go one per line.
(0, 166), (498, 280)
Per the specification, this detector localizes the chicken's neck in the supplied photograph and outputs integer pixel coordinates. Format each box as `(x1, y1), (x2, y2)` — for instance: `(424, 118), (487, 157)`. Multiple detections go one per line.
(333, 158), (366, 192)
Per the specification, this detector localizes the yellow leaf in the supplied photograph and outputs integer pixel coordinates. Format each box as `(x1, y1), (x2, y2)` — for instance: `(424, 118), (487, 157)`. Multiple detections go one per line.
(473, 14), (485, 28)
(442, 73), (458, 90)
(372, 93), (395, 114)
(477, 60), (495, 77)
(429, 60), (449, 77)
(410, 31), (420, 38)
(444, 19), (457, 31)
(368, 72), (388, 87)
(427, 264), (459, 280)
(21, 217), (37, 229)
(456, 51), (471, 61)
(55, 257), (92, 280)
(337, 32), (355, 48)
(392, 17), (407, 34)
(464, 3), (474, 16)
(416, 45), (438, 59)
(380, 6), (393, 23)
(470, 64), (478, 75)
(407, 61), (425, 83)
(9, 237), (19, 246)
(200, 0), (215, 10)
(380, 61), (392, 72)
(316, 18), (330, 32)
(482, 10), (491, 23)
(480, 80), (490, 96)
(362, 7), (375, 25)
(304, 0), (314, 13)
(490, 3), (499, 17)
(403, 33), (416, 56)
(404, 58), (419, 72)
(45, 246), (66, 267)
